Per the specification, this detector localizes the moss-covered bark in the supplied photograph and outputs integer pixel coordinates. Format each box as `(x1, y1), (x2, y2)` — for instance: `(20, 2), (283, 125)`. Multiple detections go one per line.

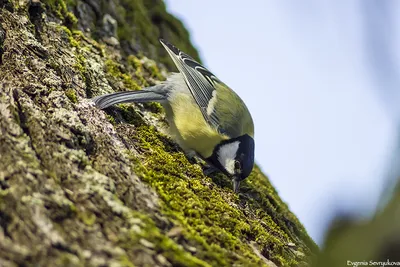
(0, 0), (317, 266)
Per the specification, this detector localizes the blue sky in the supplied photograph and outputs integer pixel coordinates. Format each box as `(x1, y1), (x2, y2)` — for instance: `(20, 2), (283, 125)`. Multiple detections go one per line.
(165, 0), (399, 245)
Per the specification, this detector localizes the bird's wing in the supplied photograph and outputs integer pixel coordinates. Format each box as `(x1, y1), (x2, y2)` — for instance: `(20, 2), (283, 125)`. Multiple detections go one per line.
(160, 39), (222, 130)
(160, 39), (254, 138)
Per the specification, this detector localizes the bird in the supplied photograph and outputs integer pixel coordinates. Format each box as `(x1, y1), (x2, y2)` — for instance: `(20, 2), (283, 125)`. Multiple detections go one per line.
(92, 39), (255, 192)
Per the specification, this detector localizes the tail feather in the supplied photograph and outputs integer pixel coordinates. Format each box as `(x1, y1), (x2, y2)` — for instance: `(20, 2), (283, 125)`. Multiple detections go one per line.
(92, 88), (167, 109)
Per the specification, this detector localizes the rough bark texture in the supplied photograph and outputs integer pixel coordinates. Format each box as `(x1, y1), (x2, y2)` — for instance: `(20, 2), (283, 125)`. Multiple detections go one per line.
(0, 1), (317, 266)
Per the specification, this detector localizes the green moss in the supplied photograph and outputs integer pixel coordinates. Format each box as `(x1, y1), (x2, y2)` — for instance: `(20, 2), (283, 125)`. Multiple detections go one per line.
(0, 189), (9, 200)
(118, 255), (136, 267)
(77, 210), (96, 226)
(98, 71), (316, 263)
(116, 0), (158, 50)
(143, 102), (163, 114)
(118, 210), (211, 267)
(144, 1), (201, 65)
(57, 28), (97, 87)
(105, 59), (141, 91)
(52, 1), (313, 264)
(106, 114), (116, 125)
(138, 56), (164, 81)
(113, 0), (200, 69)
(2, 0), (316, 265)
(116, 104), (146, 126)
(71, 30), (84, 47)
(127, 55), (142, 69)
(65, 88), (77, 103)
(59, 26), (79, 47)
(65, 11), (78, 27)
(115, 121), (306, 266)
(244, 168), (318, 253)
(73, 53), (87, 83)
(146, 63), (163, 80)
(126, 55), (149, 87)
(63, 27), (105, 57)
(65, 0), (77, 7)
(54, 253), (82, 267)
(43, 0), (78, 28)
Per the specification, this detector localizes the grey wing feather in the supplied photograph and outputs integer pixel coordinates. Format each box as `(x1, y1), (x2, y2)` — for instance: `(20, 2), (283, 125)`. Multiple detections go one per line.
(160, 39), (222, 131)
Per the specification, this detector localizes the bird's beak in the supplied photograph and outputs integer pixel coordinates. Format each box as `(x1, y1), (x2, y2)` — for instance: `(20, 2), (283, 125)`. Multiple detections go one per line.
(232, 178), (241, 193)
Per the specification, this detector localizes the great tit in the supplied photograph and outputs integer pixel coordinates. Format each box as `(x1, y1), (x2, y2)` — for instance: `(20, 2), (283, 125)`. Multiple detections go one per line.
(93, 39), (255, 192)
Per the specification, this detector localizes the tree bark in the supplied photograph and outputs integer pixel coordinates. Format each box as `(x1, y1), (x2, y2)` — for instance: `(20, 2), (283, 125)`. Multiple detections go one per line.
(0, 1), (317, 266)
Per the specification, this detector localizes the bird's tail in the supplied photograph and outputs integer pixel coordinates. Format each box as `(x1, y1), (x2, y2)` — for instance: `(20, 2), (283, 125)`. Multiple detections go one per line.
(92, 86), (167, 109)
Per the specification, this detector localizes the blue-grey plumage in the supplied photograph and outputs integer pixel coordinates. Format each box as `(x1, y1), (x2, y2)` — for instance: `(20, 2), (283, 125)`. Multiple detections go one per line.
(92, 39), (255, 192)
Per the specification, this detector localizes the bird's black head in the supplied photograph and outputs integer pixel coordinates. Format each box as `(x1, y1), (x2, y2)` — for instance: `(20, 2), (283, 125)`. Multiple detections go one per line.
(207, 134), (255, 192)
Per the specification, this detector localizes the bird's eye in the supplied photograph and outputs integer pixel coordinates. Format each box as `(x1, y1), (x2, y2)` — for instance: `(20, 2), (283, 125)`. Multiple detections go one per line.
(234, 160), (241, 172)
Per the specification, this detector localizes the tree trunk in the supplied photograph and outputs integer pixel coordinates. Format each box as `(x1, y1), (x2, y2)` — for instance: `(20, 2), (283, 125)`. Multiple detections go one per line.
(0, 1), (317, 266)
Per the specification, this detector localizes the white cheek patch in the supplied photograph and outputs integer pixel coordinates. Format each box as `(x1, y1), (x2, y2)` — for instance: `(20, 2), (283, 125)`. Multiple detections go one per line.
(206, 90), (217, 116)
(217, 141), (240, 175)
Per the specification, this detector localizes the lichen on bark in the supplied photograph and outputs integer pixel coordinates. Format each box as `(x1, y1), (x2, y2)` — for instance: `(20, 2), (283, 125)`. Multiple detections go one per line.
(0, 0), (317, 266)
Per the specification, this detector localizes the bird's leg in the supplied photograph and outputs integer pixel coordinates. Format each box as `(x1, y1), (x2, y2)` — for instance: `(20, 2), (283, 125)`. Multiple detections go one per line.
(184, 150), (202, 165)
(203, 165), (219, 176)
(184, 150), (219, 176)
(185, 150), (198, 160)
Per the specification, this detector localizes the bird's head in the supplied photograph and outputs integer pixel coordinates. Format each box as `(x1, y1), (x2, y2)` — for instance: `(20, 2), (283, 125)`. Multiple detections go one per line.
(208, 134), (255, 193)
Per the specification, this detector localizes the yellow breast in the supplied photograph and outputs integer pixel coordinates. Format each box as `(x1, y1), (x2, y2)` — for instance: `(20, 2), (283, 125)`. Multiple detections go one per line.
(167, 92), (228, 158)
